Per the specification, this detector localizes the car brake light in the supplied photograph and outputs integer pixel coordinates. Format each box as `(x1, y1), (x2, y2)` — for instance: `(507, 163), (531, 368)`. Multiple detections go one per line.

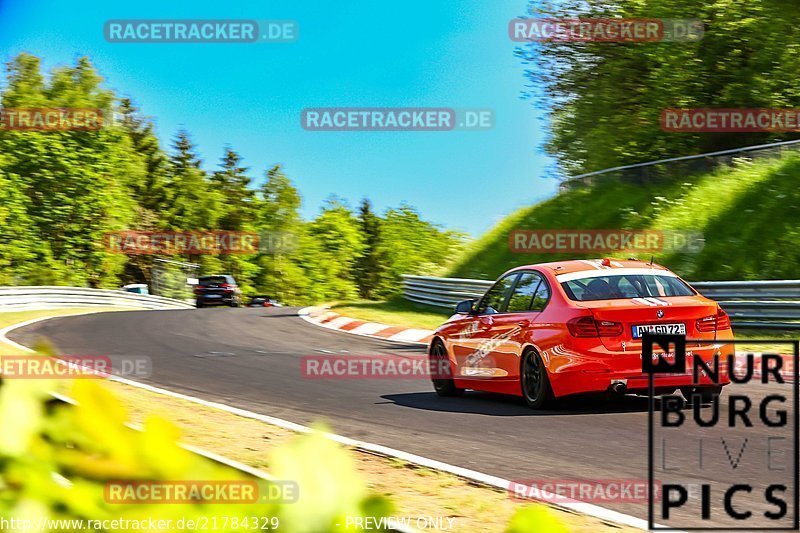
(696, 308), (731, 332)
(716, 308), (731, 330)
(696, 315), (715, 332)
(193, 287), (203, 295)
(567, 316), (622, 337)
(567, 316), (598, 337)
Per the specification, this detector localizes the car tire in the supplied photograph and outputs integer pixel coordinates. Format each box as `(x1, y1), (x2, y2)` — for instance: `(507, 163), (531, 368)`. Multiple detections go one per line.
(681, 385), (723, 403)
(196, 302), (204, 309)
(521, 349), (553, 409)
(429, 340), (464, 397)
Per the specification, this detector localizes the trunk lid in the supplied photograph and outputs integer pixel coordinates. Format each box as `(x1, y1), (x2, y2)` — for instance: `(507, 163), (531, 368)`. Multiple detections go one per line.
(575, 296), (718, 351)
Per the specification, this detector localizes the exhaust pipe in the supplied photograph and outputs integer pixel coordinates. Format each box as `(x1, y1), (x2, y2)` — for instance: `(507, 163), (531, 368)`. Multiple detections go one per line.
(608, 380), (627, 395)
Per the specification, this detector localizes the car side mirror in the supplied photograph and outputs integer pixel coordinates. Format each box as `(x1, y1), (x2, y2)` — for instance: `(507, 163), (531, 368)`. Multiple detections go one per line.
(455, 299), (475, 315)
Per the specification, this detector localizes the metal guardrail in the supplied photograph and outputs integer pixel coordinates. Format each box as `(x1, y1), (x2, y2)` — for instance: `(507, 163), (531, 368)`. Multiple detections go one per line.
(402, 275), (800, 329)
(0, 286), (195, 311)
(559, 138), (800, 190)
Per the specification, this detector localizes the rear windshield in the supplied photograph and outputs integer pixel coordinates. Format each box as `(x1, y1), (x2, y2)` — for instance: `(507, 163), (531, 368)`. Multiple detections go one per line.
(199, 276), (229, 286)
(561, 274), (695, 302)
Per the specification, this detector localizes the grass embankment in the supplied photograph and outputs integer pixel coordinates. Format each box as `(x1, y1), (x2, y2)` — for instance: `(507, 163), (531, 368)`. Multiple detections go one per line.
(446, 155), (800, 282)
(331, 297), (452, 331)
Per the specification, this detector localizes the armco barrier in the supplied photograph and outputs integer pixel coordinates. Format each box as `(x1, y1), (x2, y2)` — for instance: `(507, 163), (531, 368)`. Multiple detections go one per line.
(0, 286), (194, 311)
(402, 275), (800, 329)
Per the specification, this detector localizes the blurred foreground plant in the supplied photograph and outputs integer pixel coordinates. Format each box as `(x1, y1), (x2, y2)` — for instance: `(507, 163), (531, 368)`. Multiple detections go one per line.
(0, 370), (391, 532)
(0, 349), (567, 532)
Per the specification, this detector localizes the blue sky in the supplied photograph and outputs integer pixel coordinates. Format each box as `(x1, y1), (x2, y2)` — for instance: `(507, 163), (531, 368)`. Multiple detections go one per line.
(0, 0), (556, 236)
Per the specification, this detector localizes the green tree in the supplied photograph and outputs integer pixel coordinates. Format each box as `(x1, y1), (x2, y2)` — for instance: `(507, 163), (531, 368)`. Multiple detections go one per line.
(118, 98), (169, 214)
(0, 54), (137, 287)
(207, 148), (259, 292)
(253, 165), (306, 303)
(0, 157), (36, 284)
(525, 0), (800, 176)
(303, 196), (365, 302)
(379, 205), (465, 294)
(354, 198), (387, 299)
(212, 147), (256, 231)
(164, 130), (220, 230)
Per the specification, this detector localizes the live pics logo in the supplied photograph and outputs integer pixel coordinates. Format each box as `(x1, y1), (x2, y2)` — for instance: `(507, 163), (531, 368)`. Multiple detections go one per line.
(644, 334), (799, 531)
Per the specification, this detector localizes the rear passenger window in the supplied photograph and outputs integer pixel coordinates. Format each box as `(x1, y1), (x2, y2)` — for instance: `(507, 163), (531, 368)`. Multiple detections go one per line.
(506, 273), (542, 313)
(531, 279), (550, 311)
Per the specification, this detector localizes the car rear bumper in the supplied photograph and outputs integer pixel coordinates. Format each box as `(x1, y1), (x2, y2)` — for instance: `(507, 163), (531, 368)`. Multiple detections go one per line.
(196, 296), (235, 306)
(548, 341), (734, 398)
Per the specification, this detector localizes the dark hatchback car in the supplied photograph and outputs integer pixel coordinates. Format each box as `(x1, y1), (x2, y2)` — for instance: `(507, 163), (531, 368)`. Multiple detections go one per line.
(194, 275), (242, 308)
(247, 295), (282, 308)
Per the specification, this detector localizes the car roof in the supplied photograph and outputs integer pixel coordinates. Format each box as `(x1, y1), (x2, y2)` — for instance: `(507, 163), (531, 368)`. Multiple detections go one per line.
(508, 259), (672, 277)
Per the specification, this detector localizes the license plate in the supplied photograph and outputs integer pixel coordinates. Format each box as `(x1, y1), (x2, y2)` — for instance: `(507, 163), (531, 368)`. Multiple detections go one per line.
(632, 323), (686, 338)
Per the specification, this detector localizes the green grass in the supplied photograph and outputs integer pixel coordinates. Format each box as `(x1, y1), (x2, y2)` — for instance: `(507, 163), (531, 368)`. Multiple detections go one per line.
(331, 297), (451, 331)
(0, 308), (133, 330)
(731, 329), (800, 353)
(446, 155), (800, 282)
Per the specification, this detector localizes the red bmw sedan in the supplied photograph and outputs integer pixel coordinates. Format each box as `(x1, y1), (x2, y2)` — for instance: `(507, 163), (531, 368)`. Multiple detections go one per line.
(429, 259), (733, 408)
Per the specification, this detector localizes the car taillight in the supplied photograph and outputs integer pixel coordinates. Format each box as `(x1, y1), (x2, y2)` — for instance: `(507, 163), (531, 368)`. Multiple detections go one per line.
(193, 287), (203, 295)
(717, 308), (731, 330)
(567, 316), (622, 337)
(696, 315), (715, 332)
(567, 316), (597, 337)
(219, 283), (234, 292)
(696, 308), (731, 332)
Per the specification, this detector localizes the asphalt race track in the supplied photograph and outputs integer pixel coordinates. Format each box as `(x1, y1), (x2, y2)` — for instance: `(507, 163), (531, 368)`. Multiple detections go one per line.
(10, 308), (797, 529)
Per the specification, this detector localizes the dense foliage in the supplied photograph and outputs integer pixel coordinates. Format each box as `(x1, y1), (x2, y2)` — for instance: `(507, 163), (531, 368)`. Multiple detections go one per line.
(523, 0), (800, 176)
(0, 54), (465, 303)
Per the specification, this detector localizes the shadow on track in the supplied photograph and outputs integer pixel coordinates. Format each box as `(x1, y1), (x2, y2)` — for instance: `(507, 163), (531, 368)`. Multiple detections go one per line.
(380, 391), (659, 416)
